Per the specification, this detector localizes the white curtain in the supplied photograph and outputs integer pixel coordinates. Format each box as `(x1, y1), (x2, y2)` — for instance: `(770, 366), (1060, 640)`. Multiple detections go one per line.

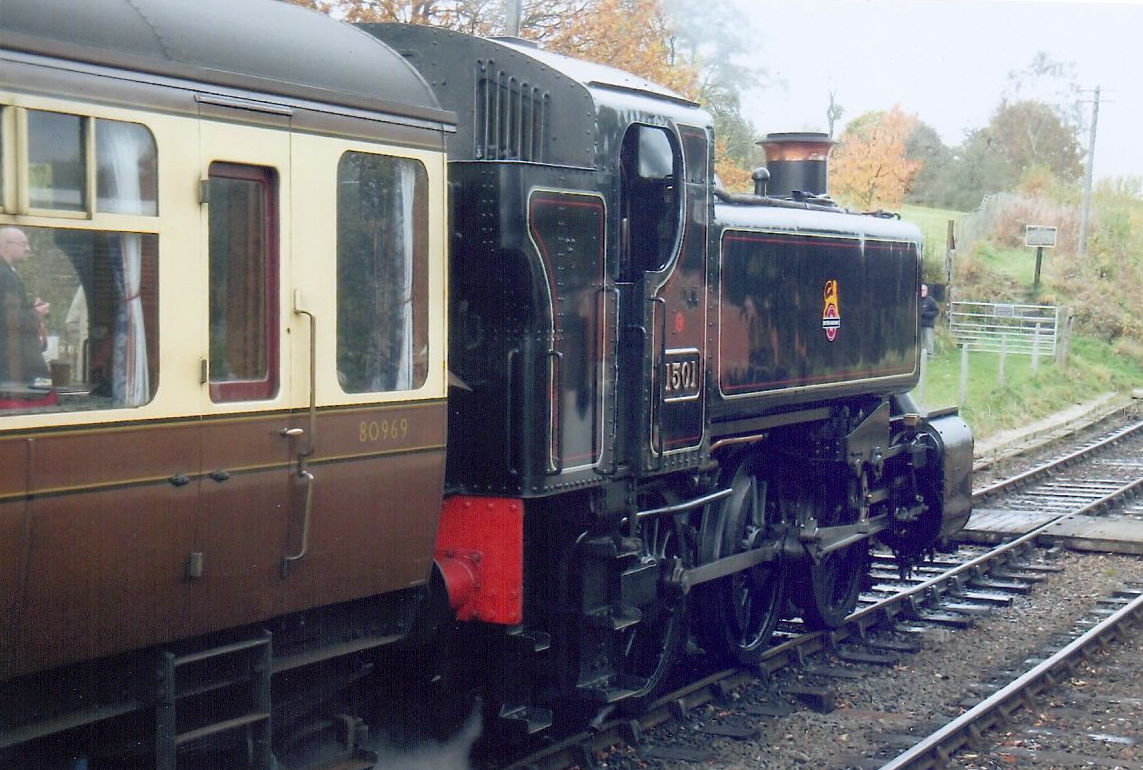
(113, 233), (147, 406)
(98, 122), (150, 406)
(396, 163), (416, 390)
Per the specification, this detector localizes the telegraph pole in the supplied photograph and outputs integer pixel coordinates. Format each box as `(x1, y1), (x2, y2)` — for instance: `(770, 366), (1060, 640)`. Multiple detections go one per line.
(505, 0), (521, 36)
(1077, 85), (1101, 259)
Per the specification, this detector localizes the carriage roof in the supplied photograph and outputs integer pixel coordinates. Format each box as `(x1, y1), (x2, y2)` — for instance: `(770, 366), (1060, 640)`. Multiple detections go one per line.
(1, 0), (450, 125)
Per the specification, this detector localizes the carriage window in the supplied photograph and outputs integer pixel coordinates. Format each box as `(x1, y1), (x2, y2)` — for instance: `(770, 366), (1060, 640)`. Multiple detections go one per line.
(25, 110), (158, 216)
(336, 153), (428, 393)
(0, 225), (158, 412)
(207, 163), (278, 402)
(28, 111), (86, 212)
(96, 120), (157, 215)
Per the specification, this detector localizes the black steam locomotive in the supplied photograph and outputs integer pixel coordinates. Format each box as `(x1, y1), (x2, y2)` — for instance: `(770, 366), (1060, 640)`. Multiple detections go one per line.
(373, 21), (971, 734)
(0, 1), (970, 766)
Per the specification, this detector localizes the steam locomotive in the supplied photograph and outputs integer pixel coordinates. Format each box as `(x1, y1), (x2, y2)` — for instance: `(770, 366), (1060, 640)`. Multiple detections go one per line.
(0, 0), (971, 766)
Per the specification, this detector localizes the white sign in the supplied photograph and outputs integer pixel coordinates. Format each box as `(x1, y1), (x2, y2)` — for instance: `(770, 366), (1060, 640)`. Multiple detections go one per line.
(1025, 225), (1057, 248)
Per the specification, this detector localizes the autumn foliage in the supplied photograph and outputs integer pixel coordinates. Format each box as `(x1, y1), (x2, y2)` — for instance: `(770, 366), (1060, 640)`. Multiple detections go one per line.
(541, 0), (698, 99)
(714, 137), (754, 193)
(285, 0), (699, 99)
(830, 106), (921, 210)
(285, 0), (770, 185)
(285, 0), (490, 28)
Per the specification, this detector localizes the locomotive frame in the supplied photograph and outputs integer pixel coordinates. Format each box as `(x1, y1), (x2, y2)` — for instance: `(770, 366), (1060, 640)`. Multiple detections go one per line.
(1, 2), (972, 767)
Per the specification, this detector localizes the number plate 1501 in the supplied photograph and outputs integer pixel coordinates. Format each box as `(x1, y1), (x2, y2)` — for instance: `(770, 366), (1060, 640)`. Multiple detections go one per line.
(662, 350), (701, 402)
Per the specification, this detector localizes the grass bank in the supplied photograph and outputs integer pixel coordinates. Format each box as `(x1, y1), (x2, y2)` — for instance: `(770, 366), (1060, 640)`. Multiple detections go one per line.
(912, 332), (1143, 439)
(899, 197), (1143, 440)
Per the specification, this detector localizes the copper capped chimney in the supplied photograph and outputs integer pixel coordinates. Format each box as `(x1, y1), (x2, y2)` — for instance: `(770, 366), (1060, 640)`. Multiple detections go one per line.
(757, 131), (836, 198)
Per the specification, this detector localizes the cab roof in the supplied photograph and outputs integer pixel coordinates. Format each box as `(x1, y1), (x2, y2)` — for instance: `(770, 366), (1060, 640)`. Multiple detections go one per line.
(364, 24), (707, 167)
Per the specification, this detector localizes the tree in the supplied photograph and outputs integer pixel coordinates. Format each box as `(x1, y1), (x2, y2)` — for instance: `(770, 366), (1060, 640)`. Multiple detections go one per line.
(988, 99), (1084, 183)
(830, 106), (921, 209)
(1004, 51), (1083, 130)
(543, 0), (698, 98)
(826, 89), (844, 138)
(933, 127), (1018, 211)
(283, 0), (492, 28)
(661, 0), (767, 185)
(903, 97), (1085, 213)
(902, 121), (953, 207)
(286, 0), (699, 95)
(714, 136), (753, 193)
(288, 0), (770, 182)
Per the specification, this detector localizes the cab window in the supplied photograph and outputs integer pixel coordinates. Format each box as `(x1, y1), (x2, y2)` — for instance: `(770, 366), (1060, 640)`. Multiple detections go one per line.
(619, 125), (681, 280)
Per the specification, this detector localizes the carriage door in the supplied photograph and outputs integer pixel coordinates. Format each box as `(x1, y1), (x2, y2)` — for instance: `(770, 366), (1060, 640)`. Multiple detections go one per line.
(194, 109), (293, 629)
(618, 124), (707, 473)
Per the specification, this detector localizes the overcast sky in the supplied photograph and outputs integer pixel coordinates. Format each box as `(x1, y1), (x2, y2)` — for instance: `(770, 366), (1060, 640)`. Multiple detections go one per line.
(724, 0), (1143, 181)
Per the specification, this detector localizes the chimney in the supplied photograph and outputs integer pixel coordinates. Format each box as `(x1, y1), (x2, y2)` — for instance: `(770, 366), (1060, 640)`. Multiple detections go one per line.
(757, 132), (836, 198)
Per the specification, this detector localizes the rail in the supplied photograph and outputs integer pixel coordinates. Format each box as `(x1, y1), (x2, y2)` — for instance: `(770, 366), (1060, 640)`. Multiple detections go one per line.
(877, 590), (1143, 770)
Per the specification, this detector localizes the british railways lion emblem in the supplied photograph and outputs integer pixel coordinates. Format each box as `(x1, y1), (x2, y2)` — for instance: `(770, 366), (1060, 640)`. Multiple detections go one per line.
(822, 279), (840, 341)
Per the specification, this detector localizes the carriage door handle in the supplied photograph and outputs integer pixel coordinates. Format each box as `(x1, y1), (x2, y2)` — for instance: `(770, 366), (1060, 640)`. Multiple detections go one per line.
(282, 291), (318, 576)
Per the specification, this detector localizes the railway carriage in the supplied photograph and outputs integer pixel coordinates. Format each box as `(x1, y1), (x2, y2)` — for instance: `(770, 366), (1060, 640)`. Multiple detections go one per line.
(0, 1), (971, 767)
(1, 0), (452, 765)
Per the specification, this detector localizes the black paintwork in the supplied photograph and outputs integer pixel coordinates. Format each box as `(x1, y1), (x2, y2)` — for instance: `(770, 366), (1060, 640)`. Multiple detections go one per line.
(365, 24), (947, 503)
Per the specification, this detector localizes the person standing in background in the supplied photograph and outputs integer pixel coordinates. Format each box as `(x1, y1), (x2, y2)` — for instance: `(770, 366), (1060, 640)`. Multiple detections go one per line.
(0, 227), (51, 385)
(919, 283), (939, 357)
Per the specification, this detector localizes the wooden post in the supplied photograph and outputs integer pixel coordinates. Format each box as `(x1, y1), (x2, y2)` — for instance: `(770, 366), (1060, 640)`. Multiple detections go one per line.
(1055, 307), (1073, 366)
(945, 220), (956, 317)
(998, 335), (1007, 388)
(959, 343), (970, 406)
(1031, 322), (1041, 374)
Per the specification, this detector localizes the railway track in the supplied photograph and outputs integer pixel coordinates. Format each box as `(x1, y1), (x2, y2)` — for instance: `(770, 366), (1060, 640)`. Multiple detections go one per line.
(498, 414), (1143, 770)
(964, 418), (1143, 554)
(974, 417), (1143, 511)
(866, 416), (1143, 769)
(877, 585), (1143, 769)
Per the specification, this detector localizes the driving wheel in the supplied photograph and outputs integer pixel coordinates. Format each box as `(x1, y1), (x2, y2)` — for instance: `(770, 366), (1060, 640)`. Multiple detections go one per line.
(794, 483), (868, 630)
(698, 457), (786, 666)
